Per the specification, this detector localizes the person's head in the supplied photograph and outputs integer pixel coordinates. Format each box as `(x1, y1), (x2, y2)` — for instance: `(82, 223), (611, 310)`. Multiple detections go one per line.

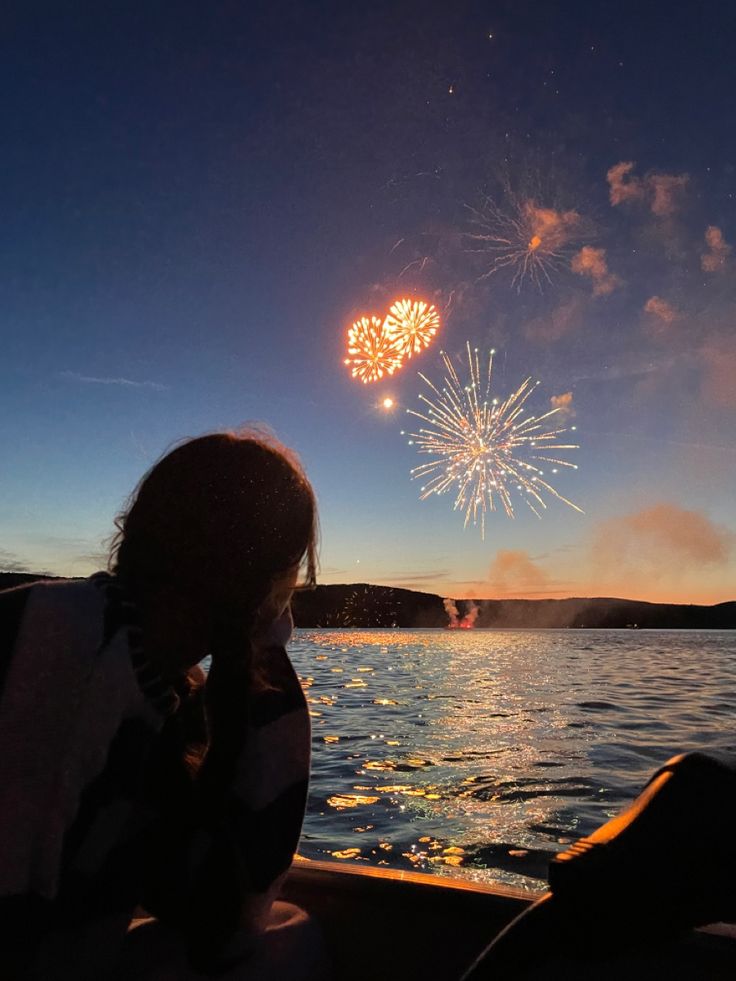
(110, 430), (317, 633)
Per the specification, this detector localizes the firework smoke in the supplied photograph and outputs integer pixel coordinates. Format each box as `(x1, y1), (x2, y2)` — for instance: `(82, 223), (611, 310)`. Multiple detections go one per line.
(465, 187), (588, 292)
(443, 597), (459, 627)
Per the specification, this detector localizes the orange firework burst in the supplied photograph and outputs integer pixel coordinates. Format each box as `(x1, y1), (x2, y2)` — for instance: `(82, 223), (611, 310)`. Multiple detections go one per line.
(345, 316), (403, 384)
(384, 298), (440, 358)
(465, 188), (588, 292)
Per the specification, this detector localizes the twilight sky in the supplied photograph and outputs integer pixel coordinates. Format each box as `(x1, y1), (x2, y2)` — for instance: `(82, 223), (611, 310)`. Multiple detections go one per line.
(2, 0), (735, 603)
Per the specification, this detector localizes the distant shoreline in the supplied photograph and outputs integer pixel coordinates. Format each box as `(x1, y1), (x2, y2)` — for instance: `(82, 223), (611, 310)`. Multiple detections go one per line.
(291, 582), (736, 630)
(5, 574), (732, 630)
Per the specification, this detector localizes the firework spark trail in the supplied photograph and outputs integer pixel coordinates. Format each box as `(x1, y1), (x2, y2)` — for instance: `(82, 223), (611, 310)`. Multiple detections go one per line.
(383, 299), (440, 358)
(403, 343), (582, 537)
(345, 316), (403, 384)
(398, 255), (433, 278)
(465, 190), (585, 292)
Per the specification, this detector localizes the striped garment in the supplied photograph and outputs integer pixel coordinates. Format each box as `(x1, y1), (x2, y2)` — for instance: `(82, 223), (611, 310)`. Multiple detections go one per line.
(0, 574), (310, 979)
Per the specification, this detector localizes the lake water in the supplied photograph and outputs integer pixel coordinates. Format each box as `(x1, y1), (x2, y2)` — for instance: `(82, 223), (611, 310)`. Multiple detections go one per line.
(290, 628), (736, 892)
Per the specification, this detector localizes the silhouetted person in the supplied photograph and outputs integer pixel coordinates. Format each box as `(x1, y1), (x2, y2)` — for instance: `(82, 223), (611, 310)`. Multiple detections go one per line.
(0, 431), (326, 980)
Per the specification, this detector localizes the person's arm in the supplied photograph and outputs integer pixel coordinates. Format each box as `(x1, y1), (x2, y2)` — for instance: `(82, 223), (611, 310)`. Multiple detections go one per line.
(142, 608), (310, 972)
(0, 587), (54, 973)
(0, 585), (32, 694)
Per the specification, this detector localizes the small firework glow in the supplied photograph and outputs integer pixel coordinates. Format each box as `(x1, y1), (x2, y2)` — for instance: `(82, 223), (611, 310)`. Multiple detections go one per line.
(383, 298), (440, 358)
(345, 316), (403, 384)
(403, 343), (582, 537)
(465, 190), (586, 292)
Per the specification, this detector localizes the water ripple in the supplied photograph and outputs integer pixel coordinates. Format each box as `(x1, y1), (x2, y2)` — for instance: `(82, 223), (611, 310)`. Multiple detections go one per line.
(292, 627), (736, 889)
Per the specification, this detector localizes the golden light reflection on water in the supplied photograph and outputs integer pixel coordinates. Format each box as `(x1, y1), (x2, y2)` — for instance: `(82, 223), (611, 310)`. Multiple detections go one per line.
(293, 627), (736, 889)
(304, 630), (552, 884)
(327, 794), (380, 810)
(331, 848), (362, 860)
(297, 628), (551, 884)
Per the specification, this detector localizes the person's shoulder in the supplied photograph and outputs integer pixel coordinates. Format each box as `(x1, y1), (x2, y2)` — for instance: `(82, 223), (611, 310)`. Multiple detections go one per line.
(0, 579), (60, 670)
(0, 574), (52, 596)
(0, 575), (108, 640)
(0, 580), (36, 628)
(2, 575), (102, 608)
(0, 575), (87, 597)
(0, 576), (64, 615)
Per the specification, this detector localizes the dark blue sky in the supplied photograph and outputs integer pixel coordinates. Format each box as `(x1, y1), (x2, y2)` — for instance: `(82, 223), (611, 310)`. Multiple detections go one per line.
(2, 1), (735, 601)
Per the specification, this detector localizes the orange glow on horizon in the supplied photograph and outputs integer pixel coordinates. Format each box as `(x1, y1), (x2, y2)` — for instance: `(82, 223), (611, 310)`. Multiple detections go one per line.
(316, 570), (735, 607)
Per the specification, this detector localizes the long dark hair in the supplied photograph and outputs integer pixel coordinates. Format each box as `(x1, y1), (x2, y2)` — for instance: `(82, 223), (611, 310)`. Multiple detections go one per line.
(109, 429), (318, 626)
(114, 428), (318, 787)
(121, 431), (317, 964)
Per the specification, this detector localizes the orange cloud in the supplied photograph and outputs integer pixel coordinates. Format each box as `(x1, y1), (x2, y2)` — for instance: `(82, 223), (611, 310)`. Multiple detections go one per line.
(607, 161), (689, 216)
(606, 161), (645, 206)
(524, 203), (583, 252)
(571, 246), (620, 296)
(701, 225), (732, 272)
(591, 504), (733, 580)
(648, 172), (689, 217)
(644, 295), (678, 325)
(550, 391), (575, 417)
(488, 549), (549, 596)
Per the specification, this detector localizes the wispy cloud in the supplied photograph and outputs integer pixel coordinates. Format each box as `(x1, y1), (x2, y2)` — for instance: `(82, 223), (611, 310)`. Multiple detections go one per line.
(0, 548), (33, 574)
(523, 203), (585, 252)
(70, 549), (110, 570)
(487, 549), (549, 596)
(59, 371), (168, 391)
(374, 570), (451, 586)
(606, 161), (646, 206)
(701, 225), (732, 272)
(571, 246), (621, 295)
(643, 295), (679, 327)
(648, 172), (689, 217)
(573, 358), (670, 383)
(606, 161), (689, 217)
(317, 565), (351, 578)
(590, 503), (733, 580)
(550, 391), (575, 417)
(2, 534), (110, 578)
